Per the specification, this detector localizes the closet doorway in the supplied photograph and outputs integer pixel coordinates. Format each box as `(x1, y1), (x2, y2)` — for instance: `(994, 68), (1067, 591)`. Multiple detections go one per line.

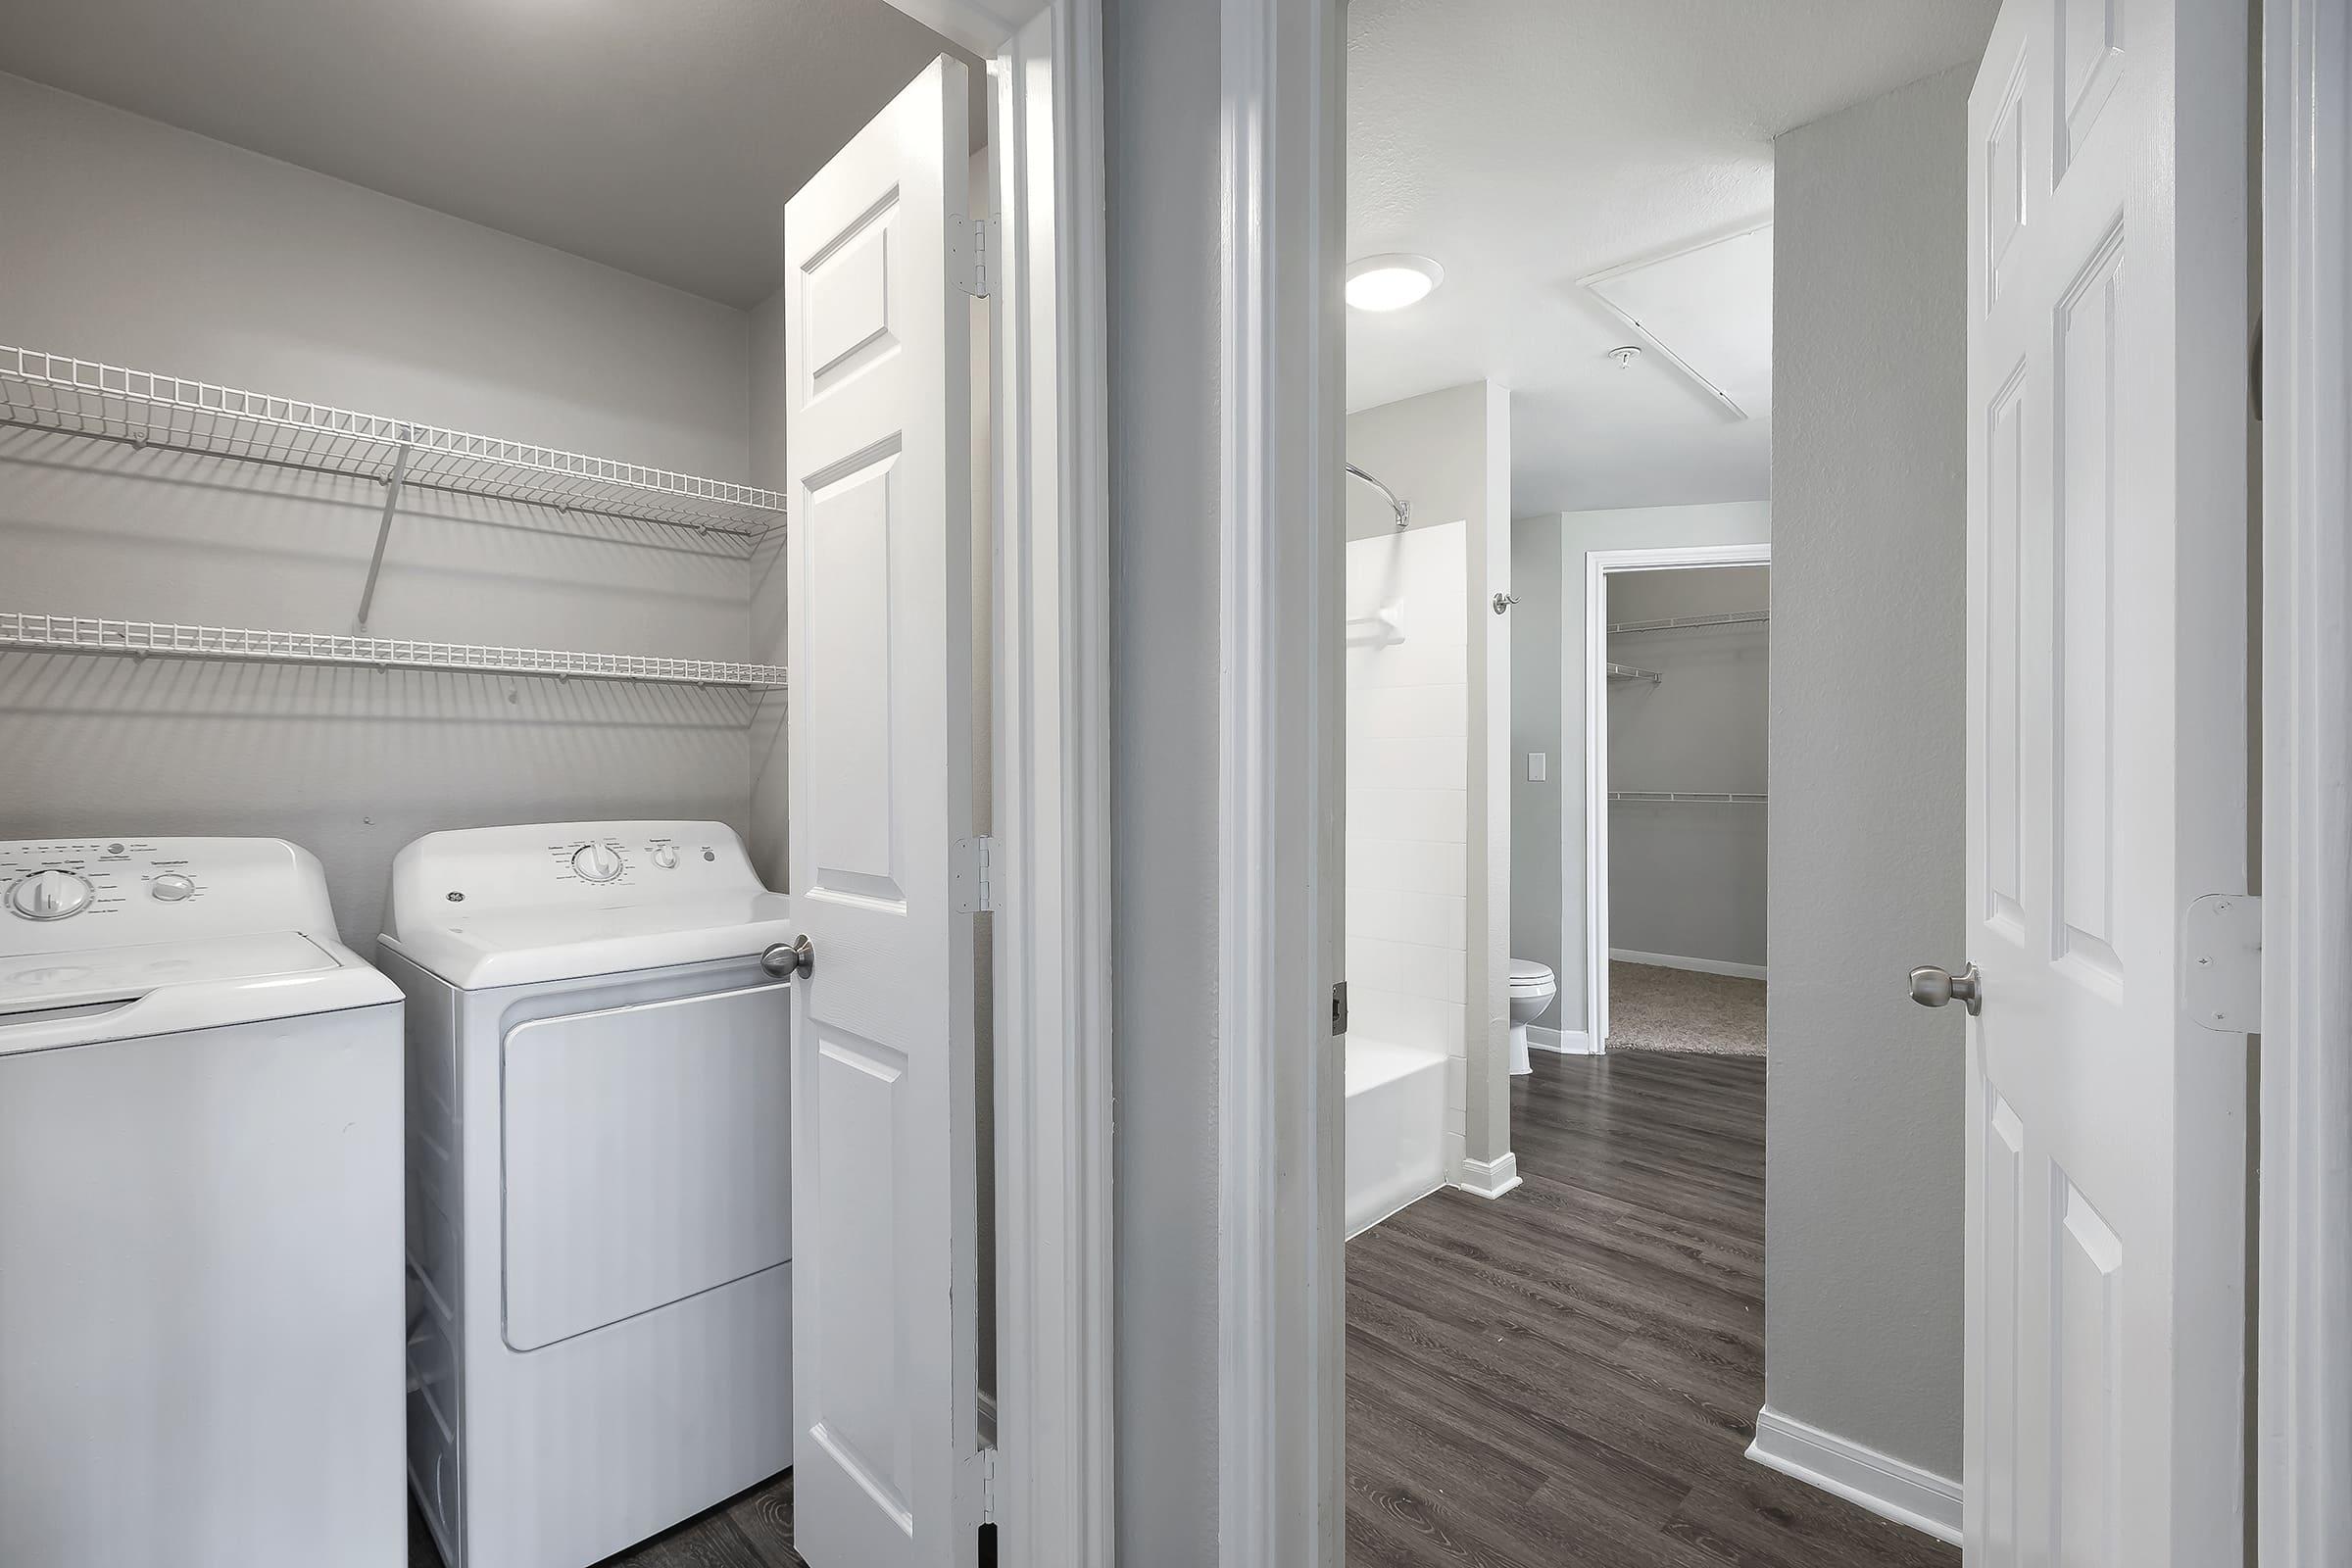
(1583, 544), (1771, 1056)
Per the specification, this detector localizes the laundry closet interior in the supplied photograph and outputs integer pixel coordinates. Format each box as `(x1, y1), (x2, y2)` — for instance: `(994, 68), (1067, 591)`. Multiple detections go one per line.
(0, 4), (997, 1565)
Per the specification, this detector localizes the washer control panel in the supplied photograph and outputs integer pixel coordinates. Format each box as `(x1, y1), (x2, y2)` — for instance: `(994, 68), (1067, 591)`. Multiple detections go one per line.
(0, 838), (339, 955)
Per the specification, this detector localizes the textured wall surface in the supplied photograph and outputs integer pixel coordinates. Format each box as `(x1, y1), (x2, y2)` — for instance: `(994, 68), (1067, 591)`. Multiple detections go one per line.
(1606, 566), (1770, 969)
(0, 74), (755, 948)
(1766, 63), (1971, 1481)
(1508, 513), (1564, 992)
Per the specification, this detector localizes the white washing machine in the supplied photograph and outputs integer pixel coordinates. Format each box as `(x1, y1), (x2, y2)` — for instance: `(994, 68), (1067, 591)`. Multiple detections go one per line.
(0, 836), (406, 1568)
(379, 821), (796, 1568)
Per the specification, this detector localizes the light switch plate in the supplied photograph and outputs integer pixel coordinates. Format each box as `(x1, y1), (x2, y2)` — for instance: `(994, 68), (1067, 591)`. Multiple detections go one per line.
(1527, 752), (1547, 782)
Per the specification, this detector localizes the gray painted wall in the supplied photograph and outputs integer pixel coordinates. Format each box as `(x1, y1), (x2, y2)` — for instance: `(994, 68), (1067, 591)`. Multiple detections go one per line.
(1508, 512), (1563, 996)
(1347, 380), (1512, 1171)
(1607, 566), (1769, 969)
(1104, 0), (1222, 1554)
(1766, 64), (1970, 1481)
(0, 73), (756, 949)
(1509, 503), (1771, 1035)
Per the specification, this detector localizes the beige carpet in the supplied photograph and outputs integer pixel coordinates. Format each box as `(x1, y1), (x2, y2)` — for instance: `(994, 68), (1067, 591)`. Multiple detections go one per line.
(1604, 959), (1766, 1055)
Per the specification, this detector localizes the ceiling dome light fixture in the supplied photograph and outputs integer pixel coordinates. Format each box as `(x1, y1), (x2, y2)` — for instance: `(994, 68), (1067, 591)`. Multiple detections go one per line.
(1346, 253), (1444, 312)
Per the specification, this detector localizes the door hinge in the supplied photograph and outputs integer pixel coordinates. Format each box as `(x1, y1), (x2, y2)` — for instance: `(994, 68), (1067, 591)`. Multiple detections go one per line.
(1332, 980), (1348, 1035)
(952, 215), (994, 299)
(2182, 893), (2262, 1032)
(954, 835), (995, 912)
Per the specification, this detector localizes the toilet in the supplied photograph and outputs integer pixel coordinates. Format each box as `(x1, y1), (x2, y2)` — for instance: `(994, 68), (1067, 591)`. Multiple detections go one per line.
(1508, 958), (1557, 1075)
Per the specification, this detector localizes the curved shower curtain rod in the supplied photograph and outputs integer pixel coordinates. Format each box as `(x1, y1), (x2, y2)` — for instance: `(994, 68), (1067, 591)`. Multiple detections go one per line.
(1347, 463), (1410, 529)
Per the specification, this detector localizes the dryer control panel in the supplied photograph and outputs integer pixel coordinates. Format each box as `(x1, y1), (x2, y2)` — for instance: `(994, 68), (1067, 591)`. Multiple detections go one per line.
(386, 821), (765, 916)
(0, 838), (340, 954)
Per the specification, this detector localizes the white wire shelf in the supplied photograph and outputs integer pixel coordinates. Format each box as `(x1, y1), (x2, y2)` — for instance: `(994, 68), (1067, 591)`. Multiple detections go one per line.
(1609, 791), (1767, 804)
(1608, 610), (1769, 635)
(0, 613), (787, 689)
(0, 346), (784, 537)
(1606, 662), (1664, 684)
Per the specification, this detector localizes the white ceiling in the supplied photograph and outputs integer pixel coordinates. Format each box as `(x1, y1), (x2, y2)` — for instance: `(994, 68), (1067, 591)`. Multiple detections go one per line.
(1347, 0), (1998, 514)
(0, 0), (982, 309)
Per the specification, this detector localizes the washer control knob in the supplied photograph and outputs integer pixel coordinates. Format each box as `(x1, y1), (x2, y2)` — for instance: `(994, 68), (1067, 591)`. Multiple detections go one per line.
(571, 843), (624, 883)
(150, 874), (196, 903)
(652, 845), (680, 869)
(9, 870), (96, 921)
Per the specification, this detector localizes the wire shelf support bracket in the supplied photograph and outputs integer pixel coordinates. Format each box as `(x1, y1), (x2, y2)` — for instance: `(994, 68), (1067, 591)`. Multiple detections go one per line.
(1606, 662), (1664, 684)
(355, 435), (416, 631)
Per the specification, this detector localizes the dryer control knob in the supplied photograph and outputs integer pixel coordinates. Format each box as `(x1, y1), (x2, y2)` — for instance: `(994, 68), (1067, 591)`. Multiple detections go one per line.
(571, 843), (624, 883)
(151, 874), (195, 902)
(9, 869), (95, 921)
(652, 845), (680, 869)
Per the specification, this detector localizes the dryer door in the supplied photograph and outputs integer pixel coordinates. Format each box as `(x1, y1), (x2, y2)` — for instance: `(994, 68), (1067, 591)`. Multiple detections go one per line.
(502, 982), (791, 1350)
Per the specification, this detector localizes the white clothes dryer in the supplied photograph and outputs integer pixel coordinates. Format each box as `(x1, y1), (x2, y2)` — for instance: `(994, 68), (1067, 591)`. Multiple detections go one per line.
(379, 821), (796, 1568)
(0, 835), (406, 1568)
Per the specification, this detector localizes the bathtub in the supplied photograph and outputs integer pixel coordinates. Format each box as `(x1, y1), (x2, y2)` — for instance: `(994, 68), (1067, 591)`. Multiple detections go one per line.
(1345, 1036), (1448, 1237)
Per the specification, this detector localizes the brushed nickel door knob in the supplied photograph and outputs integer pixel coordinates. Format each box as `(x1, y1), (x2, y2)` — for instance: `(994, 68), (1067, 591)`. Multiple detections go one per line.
(1909, 962), (1982, 1015)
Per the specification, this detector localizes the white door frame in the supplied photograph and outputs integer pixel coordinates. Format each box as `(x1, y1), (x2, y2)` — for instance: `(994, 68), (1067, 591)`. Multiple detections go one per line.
(1213, 0), (1348, 1562)
(1578, 541), (1772, 1054)
(2258, 0), (2352, 1555)
(1200, 1), (2352, 1564)
(876, 2), (1114, 1563)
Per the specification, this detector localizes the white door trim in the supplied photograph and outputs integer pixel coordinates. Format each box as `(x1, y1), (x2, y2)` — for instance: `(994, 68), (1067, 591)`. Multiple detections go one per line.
(2260, 0), (2352, 1556)
(977, 4), (1116, 1564)
(873, 2), (1113, 1563)
(1214, 0), (1347, 1561)
(1579, 542), (1772, 1054)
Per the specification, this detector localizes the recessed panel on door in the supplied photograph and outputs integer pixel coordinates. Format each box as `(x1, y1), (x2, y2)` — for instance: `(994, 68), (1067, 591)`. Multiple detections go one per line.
(805, 450), (907, 911)
(808, 1026), (913, 1531)
(1984, 366), (2029, 939)
(2052, 225), (2124, 986)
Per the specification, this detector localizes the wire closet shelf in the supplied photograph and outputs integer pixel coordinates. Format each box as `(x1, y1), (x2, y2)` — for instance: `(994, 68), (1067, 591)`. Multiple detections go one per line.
(0, 614), (788, 690)
(0, 347), (785, 536)
(1608, 791), (1767, 804)
(1607, 610), (1769, 635)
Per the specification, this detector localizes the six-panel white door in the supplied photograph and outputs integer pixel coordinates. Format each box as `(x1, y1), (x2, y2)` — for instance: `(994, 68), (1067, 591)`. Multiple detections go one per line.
(1962, 0), (2248, 1562)
(785, 54), (982, 1568)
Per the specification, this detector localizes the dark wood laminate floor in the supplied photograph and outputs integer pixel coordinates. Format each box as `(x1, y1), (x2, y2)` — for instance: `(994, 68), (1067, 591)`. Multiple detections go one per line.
(409, 1469), (802, 1567)
(1347, 1051), (1958, 1568)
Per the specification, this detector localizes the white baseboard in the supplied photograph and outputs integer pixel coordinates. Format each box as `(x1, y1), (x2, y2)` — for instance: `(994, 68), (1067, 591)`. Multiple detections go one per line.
(1457, 1152), (1521, 1199)
(1746, 1405), (1961, 1546)
(1525, 1025), (1597, 1054)
(1611, 947), (1767, 982)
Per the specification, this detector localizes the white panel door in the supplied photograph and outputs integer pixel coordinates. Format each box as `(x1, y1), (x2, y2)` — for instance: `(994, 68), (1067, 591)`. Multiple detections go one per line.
(785, 56), (980, 1568)
(1962, 1), (2246, 1564)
